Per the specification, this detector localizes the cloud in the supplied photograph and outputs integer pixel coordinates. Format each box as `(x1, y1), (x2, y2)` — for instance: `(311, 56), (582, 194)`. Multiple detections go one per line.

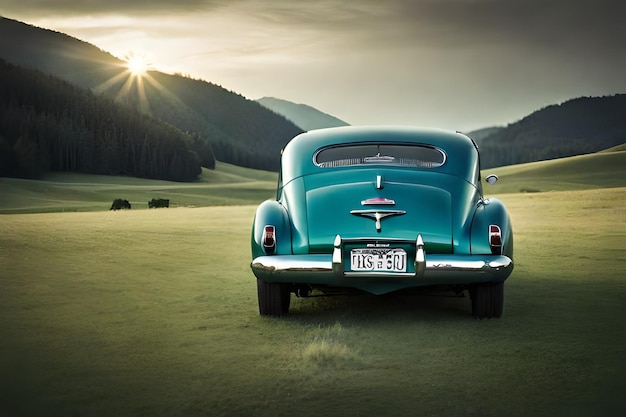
(5, 0), (624, 54)
(404, 0), (626, 50)
(1, 0), (219, 16)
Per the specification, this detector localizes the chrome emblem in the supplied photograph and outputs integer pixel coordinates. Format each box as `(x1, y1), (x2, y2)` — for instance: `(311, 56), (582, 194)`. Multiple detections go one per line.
(350, 209), (406, 232)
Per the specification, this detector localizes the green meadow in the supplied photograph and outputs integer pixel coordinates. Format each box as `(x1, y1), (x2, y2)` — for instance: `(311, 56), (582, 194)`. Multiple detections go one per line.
(483, 146), (626, 194)
(0, 161), (278, 214)
(1, 151), (625, 417)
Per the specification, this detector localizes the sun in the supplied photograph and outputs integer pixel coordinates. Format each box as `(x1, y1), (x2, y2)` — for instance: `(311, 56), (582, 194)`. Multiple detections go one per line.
(95, 50), (166, 116)
(125, 52), (151, 76)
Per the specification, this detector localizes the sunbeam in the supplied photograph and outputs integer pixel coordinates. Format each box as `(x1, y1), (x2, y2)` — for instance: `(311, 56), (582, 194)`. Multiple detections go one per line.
(92, 51), (159, 116)
(94, 64), (190, 118)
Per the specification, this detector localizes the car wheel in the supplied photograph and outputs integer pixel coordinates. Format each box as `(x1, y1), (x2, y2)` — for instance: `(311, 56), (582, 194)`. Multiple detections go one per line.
(470, 282), (504, 319)
(257, 279), (291, 316)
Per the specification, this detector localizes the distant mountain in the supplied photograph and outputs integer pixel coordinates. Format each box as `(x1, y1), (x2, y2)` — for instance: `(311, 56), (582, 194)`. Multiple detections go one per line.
(477, 95), (626, 168)
(466, 126), (505, 145)
(257, 97), (349, 131)
(0, 17), (303, 172)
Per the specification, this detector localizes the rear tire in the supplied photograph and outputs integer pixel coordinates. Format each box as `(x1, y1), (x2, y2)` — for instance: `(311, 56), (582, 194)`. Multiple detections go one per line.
(470, 282), (504, 319)
(257, 279), (291, 316)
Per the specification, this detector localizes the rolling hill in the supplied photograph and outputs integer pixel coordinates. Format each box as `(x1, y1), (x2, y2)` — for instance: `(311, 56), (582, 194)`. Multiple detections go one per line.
(483, 147), (626, 194)
(0, 161), (278, 214)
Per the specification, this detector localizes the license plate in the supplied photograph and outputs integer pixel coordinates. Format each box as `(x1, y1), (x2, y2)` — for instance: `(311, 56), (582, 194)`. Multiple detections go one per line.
(350, 248), (407, 272)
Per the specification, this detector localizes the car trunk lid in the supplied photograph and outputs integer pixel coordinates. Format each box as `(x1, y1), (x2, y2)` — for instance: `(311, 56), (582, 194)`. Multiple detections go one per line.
(305, 173), (453, 254)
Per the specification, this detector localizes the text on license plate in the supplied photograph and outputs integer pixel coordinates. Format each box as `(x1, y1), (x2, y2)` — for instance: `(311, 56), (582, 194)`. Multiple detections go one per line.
(350, 248), (407, 272)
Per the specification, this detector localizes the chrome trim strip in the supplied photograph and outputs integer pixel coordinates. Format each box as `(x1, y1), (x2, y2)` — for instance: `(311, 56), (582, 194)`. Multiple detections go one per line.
(312, 143), (448, 168)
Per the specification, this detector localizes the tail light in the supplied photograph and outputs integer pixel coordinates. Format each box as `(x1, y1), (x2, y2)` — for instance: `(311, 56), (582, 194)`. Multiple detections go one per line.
(489, 225), (502, 254)
(262, 225), (276, 254)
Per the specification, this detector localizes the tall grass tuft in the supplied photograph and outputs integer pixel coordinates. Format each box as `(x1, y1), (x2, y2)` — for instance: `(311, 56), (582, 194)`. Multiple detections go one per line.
(301, 322), (357, 366)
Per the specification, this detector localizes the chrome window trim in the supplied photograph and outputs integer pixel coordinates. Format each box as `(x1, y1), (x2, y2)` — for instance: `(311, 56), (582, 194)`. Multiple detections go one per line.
(312, 142), (447, 169)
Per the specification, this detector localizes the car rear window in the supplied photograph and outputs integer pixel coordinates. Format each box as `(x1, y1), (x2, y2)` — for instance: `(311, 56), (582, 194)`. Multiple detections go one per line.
(314, 143), (446, 168)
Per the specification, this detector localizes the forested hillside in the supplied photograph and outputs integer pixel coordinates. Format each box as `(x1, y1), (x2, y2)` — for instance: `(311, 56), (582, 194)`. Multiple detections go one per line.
(478, 95), (626, 168)
(0, 59), (201, 181)
(132, 73), (302, 170)
(0, 17), (302, 172)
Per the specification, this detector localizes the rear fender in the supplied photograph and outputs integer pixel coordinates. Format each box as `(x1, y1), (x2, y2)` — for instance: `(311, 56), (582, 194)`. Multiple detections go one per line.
(251, 200), (292, 259)
(470, 198), (513, 259)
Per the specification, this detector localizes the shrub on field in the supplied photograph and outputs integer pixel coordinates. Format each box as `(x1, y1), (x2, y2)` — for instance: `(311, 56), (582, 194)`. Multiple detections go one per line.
(110, 199), (131, 210)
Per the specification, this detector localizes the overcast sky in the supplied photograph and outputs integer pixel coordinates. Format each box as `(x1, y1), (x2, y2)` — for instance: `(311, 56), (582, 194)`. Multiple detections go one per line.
(2, 0), (625, 131)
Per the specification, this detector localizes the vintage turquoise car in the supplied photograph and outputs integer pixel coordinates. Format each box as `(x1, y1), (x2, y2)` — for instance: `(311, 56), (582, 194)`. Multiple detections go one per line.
(250, 126), (513, 318)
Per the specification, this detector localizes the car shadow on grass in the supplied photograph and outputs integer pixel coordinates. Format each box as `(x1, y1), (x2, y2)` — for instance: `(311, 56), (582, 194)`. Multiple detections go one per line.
(286, 288), (475, 323)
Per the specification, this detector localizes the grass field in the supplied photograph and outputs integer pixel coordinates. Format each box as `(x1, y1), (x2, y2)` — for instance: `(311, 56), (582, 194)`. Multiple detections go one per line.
(1, 186), (625, 417)
(1, 150), (625, 416)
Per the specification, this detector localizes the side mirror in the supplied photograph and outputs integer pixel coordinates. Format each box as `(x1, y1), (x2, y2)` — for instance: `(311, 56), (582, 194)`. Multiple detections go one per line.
(485, 174), (499, 185)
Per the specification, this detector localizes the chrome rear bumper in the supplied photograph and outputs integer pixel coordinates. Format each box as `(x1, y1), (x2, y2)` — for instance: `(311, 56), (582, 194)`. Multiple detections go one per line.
(251, 234), (513, 293)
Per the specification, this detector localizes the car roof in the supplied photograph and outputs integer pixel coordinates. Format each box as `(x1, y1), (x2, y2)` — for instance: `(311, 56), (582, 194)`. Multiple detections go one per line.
(281, 126), (480, 183)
